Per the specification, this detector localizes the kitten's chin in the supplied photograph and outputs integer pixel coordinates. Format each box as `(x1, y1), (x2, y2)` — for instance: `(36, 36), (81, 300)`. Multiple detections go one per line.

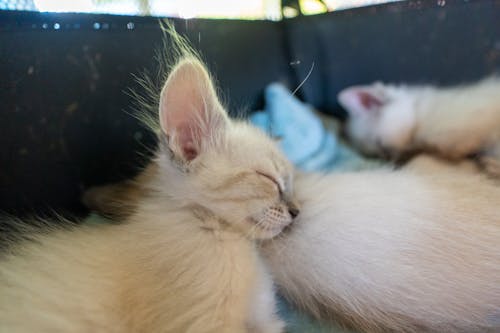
(245, 217), (290, 240)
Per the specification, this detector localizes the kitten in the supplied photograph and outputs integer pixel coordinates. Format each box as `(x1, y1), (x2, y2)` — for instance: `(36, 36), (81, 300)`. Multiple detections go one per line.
(261, 80), (500, 332)
(0, 56), (299, 332)
(84, 155), (500, 332)
(262, 155), (500, 332)
(85, 75), (500, 332)
(338, 77), (500, 173)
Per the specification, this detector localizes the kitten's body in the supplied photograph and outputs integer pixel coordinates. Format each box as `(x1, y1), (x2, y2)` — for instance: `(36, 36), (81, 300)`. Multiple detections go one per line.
(1, 198), (272, 332)
(263, 156), (500, 332)
(260, 76), (500, 332)
(81, 154), (500, 333)
(0, 54), (296, 332)
(413, 78), (500, 159)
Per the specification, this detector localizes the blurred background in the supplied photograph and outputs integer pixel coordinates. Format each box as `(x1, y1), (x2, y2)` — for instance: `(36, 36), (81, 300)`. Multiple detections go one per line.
(2, 0), (498, 218)
(0, 0), (402, 19)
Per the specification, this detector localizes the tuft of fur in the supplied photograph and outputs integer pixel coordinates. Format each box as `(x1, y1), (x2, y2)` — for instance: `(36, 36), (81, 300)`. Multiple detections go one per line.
(340, 76), (500, 174)
(129, 20), (220, 135)
(0, 24), (298, 333)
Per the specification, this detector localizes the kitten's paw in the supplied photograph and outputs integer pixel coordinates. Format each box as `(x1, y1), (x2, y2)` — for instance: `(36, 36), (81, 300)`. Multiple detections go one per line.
(82, 182), (136, 219)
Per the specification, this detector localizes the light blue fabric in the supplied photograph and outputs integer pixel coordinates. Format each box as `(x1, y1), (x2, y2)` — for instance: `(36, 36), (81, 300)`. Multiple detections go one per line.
(250, 83), (337, 172)
(250, 83), (376, 173)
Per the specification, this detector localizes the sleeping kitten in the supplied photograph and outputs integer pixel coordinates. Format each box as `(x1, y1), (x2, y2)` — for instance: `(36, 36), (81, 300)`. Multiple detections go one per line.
(0, 56), (298, 332)
(339, 77), (500, 173)
(84, 74), (500, 332)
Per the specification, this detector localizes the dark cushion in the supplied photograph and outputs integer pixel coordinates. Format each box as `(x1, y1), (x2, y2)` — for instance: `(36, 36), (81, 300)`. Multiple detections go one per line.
(0, 11), (293, 216)
(285, 0), (500, 117)
(1, 0), (499, 216)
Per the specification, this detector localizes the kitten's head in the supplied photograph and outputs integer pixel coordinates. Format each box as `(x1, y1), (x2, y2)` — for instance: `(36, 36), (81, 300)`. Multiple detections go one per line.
(338, 82), (417, 158)
(156, 58), (299, 239)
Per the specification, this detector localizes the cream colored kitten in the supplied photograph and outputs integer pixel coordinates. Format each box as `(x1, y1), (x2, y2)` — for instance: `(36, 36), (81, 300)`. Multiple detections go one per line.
(0, 57), (299, 332)
(83, 155), (500, 332)
(82, 74), (500, 332)
(339, 77), (500, 171)
(83, 148), (500, 331)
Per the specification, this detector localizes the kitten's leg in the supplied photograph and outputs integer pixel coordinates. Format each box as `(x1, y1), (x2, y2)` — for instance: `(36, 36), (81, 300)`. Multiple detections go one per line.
(246, 262), (285, 333)
(82, 162), (158, 219)
(82, 181), (140, 219)
(405, 155), (480, 174)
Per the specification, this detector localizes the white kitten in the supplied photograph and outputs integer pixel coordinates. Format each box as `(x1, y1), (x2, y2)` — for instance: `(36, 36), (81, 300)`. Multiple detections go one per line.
(262, 156), (500, 333)
(339, 77), (500, 169)
(0, 57), (299, 332)
(261, 79), (500, 332)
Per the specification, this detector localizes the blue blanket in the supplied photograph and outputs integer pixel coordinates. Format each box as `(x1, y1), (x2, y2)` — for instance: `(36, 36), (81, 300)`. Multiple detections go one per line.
(250, 83), (376, 173)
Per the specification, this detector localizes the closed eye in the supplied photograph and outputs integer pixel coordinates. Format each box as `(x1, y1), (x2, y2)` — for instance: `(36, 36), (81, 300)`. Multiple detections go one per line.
(255, 171), (282, 194)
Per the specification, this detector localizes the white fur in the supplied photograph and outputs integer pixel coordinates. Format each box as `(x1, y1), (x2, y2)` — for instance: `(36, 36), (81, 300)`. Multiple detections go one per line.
(262, 156), (500, 332)
(340, 77), (500, 161)
(263, 78), (500, 331)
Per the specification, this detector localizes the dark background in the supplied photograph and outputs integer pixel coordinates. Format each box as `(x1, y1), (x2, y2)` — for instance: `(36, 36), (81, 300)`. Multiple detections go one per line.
(1, 0), (499, 217)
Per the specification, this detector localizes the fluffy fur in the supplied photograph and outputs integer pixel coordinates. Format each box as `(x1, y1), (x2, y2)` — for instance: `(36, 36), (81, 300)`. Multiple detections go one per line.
(0, 54), (299, 332)
(262, 156), (500, 332)
(84, 76), (500, 333)
(83, 157), (500, 333)
(339, 77), (500, 169)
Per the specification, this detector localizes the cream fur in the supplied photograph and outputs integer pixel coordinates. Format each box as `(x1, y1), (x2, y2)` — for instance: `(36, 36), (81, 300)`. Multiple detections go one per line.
(81, 152), (500, 332)
(0, 206), (273, 332)
(0, 57), (298, 332)
(15, 63), (500, 332)
(81, 75), (500, 332)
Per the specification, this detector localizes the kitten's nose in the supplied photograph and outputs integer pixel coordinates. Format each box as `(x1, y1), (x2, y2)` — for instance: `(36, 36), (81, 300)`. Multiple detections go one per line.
(288, 207), (300, 219)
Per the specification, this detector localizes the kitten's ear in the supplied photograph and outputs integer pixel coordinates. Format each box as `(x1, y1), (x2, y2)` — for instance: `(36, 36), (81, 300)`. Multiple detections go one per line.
(337, 83), (387, 116)
(159, 58), (228, 162)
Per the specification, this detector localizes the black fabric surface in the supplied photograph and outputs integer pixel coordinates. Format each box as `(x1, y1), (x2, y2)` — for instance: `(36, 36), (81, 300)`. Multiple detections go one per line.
(286, 0), (500, 117)
(0, 12), (292, 216)
(1, 0), (499, 216)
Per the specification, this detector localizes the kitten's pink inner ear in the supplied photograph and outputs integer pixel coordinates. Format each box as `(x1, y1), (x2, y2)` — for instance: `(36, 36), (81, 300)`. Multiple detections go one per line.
(338, 87), (385, 115)
(358, 91), (384, 110)
(159, 59), (225, 162)
(175, 125), (199, 161)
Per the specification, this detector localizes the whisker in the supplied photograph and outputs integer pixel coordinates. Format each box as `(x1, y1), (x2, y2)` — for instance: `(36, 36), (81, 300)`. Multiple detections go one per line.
(292, 61), (315, 96)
